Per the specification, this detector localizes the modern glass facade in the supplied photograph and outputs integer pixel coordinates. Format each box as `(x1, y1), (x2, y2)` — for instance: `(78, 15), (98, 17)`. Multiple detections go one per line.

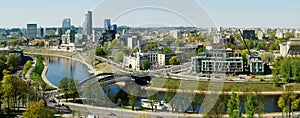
(62, 18), (71, 34)
(104, 19), (111, 31)
(191, 49), (243, 73)
(27, 24), (37, 39)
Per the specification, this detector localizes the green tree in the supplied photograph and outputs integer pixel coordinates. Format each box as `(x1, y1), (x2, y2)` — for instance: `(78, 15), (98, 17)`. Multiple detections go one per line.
(1, 74), (28, 110)
(2, 69), (11, 76)
(163, 36), (176, 42)
(285, 32), (295, 39)
(111, 39), (119, 48)
(244, 92), (257, 118)
(280, 58), (292, 82)
(59, 77), (69, 101)
(113, 50), (124, 63)
(204, 91), (227, 118)
(269, 39), (281, 51)
(191, 94), (203, 113)
(226, 42), (235, 50)
(244, 39), (254, 49)
(197, 46), (206, 54)
(7, 55), (19, 70)
(240, 49), (249, 61)
(68, 78), (78, 102)
(272, 56), (284, 76)
(103, 42), (112, 56)
(227, 91), (241, 118)
(169, 56), (180, 65)
(256, 42), (265, 51)
(23, 100), (54, 118)
(22, 60), (33, 79)
(163, 48), (172, 54)
(278, 88), (300, 118)
(291, 59), (300, 83)
(95, 46), (105, 56)
(163, 78), (178, 112)
(141, 59), (151, 70)
(260, 52), (275, 65)
(127, 83), (138, 111)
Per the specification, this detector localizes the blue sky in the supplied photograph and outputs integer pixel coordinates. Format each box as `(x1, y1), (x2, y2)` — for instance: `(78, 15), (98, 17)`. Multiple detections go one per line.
(1, 0), (300, 28)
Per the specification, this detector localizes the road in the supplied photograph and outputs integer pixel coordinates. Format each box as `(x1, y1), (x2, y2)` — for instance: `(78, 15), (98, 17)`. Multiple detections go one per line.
(59, 100), (300, 118)
(62, 102), (203, 118)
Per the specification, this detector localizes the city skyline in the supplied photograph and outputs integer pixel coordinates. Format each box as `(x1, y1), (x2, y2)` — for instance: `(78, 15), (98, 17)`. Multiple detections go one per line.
(1, 0), (300, 28)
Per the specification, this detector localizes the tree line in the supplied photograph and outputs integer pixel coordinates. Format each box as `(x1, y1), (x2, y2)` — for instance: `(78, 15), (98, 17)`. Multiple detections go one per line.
(273, 56), (300, 83)
(0, 55), (55, 117)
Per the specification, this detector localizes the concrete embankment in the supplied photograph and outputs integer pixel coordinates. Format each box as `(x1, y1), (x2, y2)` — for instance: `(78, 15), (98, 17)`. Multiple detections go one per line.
(143, 86), (300, 96)
(41, 63), (58, 89)
(24, 52), (98, 89)
(115, 82), (300, 96)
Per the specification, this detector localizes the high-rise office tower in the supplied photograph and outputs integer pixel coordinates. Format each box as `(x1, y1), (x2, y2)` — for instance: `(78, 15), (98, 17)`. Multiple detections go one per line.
(38, 27), (45, 39)
(62, 18), (71, 34)
(104, 19), (111, 31)
(27, 24), (37, 39)
(85, 11), (92, 36)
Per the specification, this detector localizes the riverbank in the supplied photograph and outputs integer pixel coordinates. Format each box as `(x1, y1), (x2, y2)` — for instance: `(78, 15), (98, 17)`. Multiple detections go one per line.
(113, 82), (300, 96)
(41, 63), (57, 89)
(24, 51), (100, 89)
(24, 49), (300, 95)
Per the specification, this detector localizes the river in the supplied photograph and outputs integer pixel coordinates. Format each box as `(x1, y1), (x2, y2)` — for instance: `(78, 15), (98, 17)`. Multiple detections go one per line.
(45, 56), (90, 86)
(44, 56), (282, 113)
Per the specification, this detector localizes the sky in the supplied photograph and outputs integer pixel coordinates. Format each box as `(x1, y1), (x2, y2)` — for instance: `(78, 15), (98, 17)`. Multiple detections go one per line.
(0, 0), (300, 28)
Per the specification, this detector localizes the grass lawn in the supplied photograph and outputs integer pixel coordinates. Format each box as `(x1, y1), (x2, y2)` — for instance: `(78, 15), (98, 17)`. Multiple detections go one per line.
(94, 62), (122, 74)
(150, 78), (300, 92)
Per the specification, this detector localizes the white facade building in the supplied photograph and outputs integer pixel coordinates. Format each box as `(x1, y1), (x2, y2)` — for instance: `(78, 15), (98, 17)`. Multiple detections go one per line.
(169, 30), (183, 39)
(279, 38), (300, 56)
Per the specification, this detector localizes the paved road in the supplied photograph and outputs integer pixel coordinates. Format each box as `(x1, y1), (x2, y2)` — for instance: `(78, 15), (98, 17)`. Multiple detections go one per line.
(62, 102), (203, 118)
(59, 101), (300, 118)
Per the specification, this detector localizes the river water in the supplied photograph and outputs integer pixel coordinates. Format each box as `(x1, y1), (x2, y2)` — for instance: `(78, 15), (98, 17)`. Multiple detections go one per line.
(45, 56), (282, 113)
(45, 56), (90, 86)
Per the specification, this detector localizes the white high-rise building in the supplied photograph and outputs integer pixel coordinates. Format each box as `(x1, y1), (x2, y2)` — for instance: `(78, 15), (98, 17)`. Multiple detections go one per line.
(275, 29), (284, 38)
(82, 11), (93, 36)
(257, 31), (264, 40)
(169, 30), (183, 39)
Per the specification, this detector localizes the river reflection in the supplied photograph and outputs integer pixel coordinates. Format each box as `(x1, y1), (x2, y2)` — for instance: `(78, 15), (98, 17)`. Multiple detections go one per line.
(45, 56), (90, 86)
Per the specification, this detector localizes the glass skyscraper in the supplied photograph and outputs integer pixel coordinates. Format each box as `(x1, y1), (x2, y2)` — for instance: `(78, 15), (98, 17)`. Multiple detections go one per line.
(27, 24), (37, 39)
(86, 11), (92, 36)
(62, 18), (71, 34)
(104, 19), (111, 31)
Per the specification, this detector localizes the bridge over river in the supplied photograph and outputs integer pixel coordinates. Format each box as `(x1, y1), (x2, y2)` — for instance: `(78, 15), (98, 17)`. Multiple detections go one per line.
(78, 72), (152, 89)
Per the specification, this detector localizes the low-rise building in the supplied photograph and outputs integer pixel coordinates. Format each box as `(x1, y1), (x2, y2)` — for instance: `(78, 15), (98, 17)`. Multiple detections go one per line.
(123, 51), (178, 70)
(191, 49), (243, 74)
(279, 38), (300, 56)
(246, 52), (265, 74)
(157, 53), (177, 66)
(123, 52), (157, 71)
